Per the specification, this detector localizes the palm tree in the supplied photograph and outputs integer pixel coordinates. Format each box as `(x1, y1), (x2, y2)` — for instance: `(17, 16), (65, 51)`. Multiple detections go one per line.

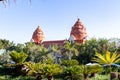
(38, 45), (53, 63)
(0, 39), (15, 50)
(63, 41), (78, 60)
(24, 42), (41, 62)
(97, 38), (109, 53)
(51, 44), (61, 63)
(76, 38), (98, 64)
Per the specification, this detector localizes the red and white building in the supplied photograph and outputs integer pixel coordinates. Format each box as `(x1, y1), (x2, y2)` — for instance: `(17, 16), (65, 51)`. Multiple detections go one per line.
(31, 18), (87, 47)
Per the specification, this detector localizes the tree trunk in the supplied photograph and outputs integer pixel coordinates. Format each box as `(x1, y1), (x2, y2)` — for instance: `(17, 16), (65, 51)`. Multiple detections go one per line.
(36, 75), (42, 80)
(84, 74), (89, 80)
(110, 72), (118, 80)
(90, 73), (96, 78)
(48, 75), (53, 80)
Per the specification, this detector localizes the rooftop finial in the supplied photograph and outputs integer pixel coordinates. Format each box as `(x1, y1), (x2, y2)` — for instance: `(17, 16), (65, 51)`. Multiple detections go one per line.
(38, 25), (40, 28)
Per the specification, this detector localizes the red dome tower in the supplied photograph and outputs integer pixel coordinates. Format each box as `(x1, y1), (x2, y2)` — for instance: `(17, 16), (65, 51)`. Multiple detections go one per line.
(32, 26), (45, 44)
(70, 18), (87, 43)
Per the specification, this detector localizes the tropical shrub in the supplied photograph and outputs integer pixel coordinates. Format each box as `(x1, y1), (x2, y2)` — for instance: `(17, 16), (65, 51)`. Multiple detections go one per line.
(62, 65), (82, 80)
(43, 64), (62, 80)
(9, 51), (28, 63)
(61, 59), (79, 67)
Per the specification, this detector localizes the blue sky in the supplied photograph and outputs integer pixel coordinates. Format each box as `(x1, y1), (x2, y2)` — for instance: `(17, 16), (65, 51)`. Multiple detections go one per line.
(0, 0), (120, 44)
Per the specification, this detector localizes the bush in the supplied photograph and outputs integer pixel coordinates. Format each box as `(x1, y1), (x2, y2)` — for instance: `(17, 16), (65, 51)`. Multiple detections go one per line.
(61, 59), (79, 67)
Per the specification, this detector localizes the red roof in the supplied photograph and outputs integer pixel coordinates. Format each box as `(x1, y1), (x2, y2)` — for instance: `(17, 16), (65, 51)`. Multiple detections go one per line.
(42, 40), (66, 48)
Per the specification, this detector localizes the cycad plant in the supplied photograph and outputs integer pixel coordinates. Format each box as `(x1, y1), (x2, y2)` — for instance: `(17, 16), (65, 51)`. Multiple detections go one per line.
(92, 51), (120, 79)
(25, 62), (45, 80)
(9, 51), (28, 76)
(92, 51), (120, 68)
(81, 64), (102, 80)
(43, 64), (62, 80)
(62, 65), (82, 80)
(10, 51), (28, 64)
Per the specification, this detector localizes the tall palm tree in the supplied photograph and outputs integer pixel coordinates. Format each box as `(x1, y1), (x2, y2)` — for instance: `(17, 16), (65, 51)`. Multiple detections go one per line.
(63, 41), (78, 60)
(0, 39), (15, 50)
(51, 44), (61, 63)
(76, 38), (98, 64)
(38, 45), (53, 63)
(97, 38), (109, 53)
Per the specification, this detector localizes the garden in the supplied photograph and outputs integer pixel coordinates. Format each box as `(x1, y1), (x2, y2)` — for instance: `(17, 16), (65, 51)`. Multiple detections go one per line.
(0, 38), (120, 80)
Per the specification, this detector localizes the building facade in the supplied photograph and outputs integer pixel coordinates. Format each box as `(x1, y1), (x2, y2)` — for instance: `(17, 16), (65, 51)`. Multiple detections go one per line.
(31, 18), (87, 47)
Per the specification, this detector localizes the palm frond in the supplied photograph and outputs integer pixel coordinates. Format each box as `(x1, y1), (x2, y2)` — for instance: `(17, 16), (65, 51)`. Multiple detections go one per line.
(105, 51), (111, 62)
(94, 52), (107, 63)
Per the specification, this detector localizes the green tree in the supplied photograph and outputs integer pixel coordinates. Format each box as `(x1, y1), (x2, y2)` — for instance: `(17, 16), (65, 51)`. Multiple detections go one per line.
(51, 44), (61, 63)
(63, 41), (78, 60)
(0, 51), (11, 64)
(7, 43), (25, 52)
(24, 42), (53, 63)
(0, 39), (14, 50)
(24, 42), (41, 62)
(96, 38), (109, 53)
(76, 38), (98, 64)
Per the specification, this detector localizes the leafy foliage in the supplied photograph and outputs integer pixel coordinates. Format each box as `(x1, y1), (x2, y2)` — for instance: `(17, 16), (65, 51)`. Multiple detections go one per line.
(43, 64), (62, 76)
(10, 51), (28, 63)
(0, 39), (14, 49)
(80, 64), (103, 80)
(63, 41), (78, 60)
(62, 65), (82, 80)
(92, 51), (120, 66)
(25, 62), (44, 79)
(61, 59), (79, 67)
